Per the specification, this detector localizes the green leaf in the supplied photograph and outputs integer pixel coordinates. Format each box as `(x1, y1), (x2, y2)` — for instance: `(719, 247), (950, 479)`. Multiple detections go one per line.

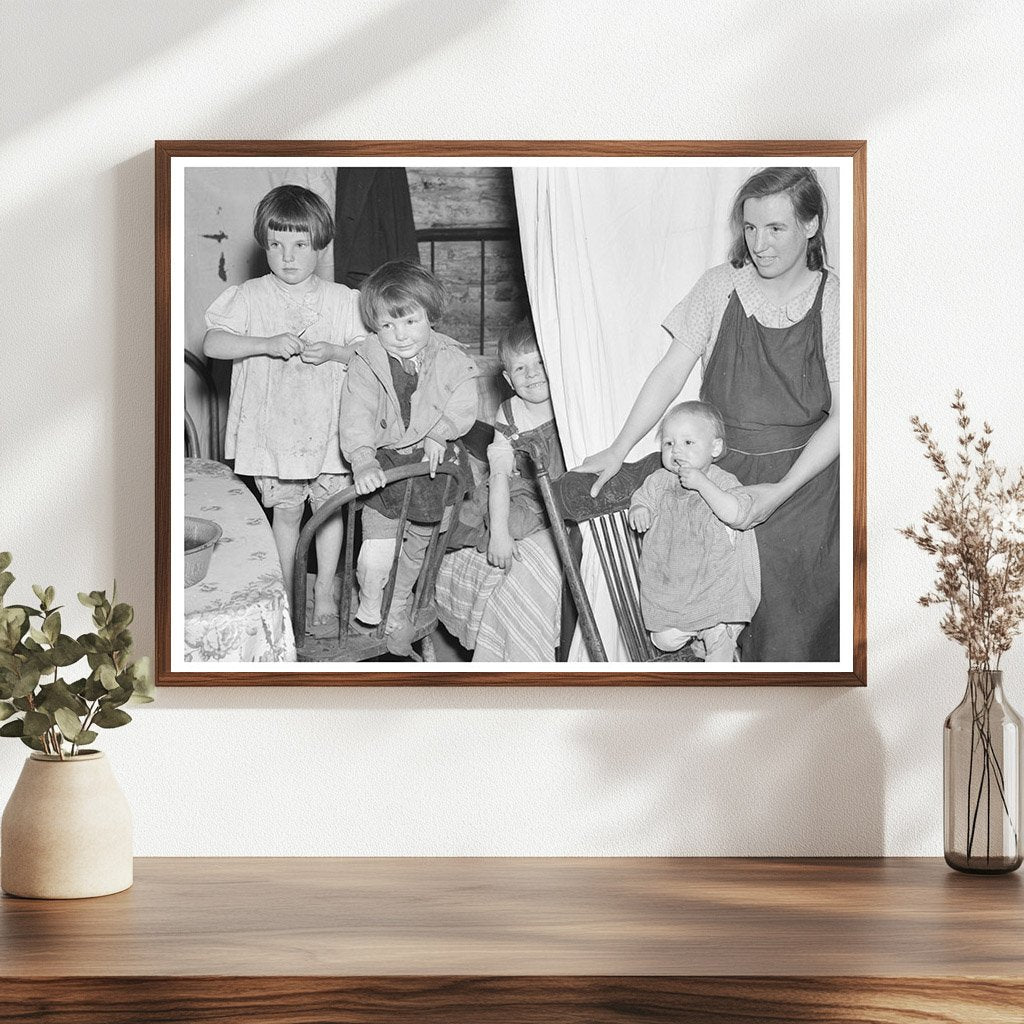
(0, 606), (26, 652)
(82, 636), (113, 657)
(0, 701), (15, 722)
(0, 552), (11, 573)
(32, 584), (47, 608)
(36, 679), (88, 717)
(19, 735), (45, 752)
(127, 657), (155, 701)
(92, 705), (132, 729)
(50, 634), (85, 667)
(54, 707), (85, 742)
(0, 571), (14, 602)
(22, 710), (51, 738)
(42, 611), (60, 644)
(0, 719), (24, 737)
(28, 627), (49, 646)
(110, 603), (134, 629)
(78, 591), (100, 608)
(75, 730), (98, 746)
(44, 586), (55, 608)
(12, 665), (41, 700)
(83, 675), (108, 701)
(104, 685), (133, 709)
(98, 664), (117, 691)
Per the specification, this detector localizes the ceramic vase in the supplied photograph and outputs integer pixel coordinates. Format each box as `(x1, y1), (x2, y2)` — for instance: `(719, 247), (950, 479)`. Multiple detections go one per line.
(1, 751), (133, 899)
(944, 669), (1023, 874)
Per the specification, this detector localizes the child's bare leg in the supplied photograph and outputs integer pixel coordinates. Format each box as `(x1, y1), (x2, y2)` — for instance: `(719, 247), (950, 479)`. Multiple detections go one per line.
(270, 502), (304, 601)
(312, 514), (343, 625)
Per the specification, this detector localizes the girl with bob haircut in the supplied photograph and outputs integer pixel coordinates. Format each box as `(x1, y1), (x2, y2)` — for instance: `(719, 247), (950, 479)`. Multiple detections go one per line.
(203, 183), (366, 637)
(252, 183), (335, 251)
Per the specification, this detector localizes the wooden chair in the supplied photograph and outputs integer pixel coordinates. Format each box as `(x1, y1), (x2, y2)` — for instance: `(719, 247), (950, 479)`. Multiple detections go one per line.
(519, 440), (698, 663)
(291, 463), (465, 663)
(184, 350), (223, 462)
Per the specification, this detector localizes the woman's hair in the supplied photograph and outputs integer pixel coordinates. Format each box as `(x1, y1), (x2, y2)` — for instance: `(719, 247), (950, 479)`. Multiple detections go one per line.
(498, 317), (540, 372)
(253, 184), (334, 251)
(359, 260), (448, 333)
(727, 167), (828, 271)
(662, 400), (727, 457)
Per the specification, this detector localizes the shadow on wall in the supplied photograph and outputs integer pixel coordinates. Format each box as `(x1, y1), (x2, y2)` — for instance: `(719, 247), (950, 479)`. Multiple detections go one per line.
(0, 2), (245, 139)
(569, 686), (885, 856)
(724, 2), (969, 130)
(186, 0), (503, 139)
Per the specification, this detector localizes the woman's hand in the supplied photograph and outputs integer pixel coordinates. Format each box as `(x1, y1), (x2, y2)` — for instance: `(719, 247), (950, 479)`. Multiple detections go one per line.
(354, 464), (388, 495)
(422, 438), (446, 477)
(574, 446), (626, 498)
(733, 481), (789, 529)
(487, 530), (520, 571)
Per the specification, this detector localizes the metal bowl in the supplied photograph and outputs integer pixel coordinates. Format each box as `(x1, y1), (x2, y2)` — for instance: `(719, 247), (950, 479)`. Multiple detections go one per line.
(184, 516), (222, 588)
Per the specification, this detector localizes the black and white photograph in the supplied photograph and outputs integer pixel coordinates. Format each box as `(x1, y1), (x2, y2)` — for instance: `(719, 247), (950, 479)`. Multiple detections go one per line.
(158, 143), (865, 685)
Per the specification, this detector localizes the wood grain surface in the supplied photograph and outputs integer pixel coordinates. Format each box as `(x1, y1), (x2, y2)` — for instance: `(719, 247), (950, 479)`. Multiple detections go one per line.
(2, 857), (1022, 1022)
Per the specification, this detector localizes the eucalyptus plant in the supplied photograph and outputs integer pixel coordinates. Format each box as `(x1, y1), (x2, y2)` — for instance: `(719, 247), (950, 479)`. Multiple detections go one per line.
(0, 552), (153, 759)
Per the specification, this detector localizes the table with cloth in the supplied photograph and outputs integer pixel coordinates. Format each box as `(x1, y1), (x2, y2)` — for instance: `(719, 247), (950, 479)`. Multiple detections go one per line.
(184, 458), (296, 663)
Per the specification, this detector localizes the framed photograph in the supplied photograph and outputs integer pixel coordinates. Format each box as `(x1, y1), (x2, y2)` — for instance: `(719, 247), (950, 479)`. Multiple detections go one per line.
(156, 141), (865, 686)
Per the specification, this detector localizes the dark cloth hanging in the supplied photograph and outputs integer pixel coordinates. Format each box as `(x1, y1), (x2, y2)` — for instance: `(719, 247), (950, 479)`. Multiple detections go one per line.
(334, 168), (420, 288)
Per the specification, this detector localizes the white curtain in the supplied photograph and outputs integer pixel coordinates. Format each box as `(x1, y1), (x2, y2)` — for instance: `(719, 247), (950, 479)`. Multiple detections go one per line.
(513, 166), (836, 661)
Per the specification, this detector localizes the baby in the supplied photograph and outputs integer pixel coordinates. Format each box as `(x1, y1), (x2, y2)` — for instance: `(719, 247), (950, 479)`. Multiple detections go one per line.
(629, 401), (760, 662)
(484, 319), (565, 568)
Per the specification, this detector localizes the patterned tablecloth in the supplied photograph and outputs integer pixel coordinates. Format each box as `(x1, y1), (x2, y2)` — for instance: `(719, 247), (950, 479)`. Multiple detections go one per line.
(184, 459), (296, 663)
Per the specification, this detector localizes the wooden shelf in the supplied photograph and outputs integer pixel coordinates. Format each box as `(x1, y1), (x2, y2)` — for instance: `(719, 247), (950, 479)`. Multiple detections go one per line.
(2, 857), (1022, 1022)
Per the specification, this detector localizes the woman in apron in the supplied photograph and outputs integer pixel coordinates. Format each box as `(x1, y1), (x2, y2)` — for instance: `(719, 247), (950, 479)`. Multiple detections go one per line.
(577, 167), (840, 662)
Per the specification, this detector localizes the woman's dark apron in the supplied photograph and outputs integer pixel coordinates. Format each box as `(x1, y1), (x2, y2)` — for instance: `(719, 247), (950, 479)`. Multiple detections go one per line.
(699, 270), (839, 662)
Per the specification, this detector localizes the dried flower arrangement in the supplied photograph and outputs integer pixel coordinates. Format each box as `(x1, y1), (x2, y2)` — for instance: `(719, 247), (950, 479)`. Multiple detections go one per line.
(902, 391), (1024, 870)
(901, 390), (1024, 670)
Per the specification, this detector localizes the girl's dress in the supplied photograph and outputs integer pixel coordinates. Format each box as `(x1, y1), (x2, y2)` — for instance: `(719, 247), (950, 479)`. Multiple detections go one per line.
(205, 273), (364, 479)
(631, 465), (760, 634)
(691, 268), (838, 662)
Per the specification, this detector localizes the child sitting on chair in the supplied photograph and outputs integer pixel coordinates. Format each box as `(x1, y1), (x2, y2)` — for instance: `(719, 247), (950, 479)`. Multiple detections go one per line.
(483, 319), (566, 570)
(628, 401), (760, 662)
(203, 184), (366, 635)
(340, 260), (478, 644)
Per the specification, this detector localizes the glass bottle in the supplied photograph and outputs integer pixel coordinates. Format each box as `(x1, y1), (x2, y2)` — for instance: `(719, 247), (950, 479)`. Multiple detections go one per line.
(944, 669), (1023, 873)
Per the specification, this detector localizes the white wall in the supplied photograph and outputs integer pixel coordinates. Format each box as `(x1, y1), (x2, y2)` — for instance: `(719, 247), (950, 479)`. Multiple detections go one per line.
(1, 0), (1021, 855)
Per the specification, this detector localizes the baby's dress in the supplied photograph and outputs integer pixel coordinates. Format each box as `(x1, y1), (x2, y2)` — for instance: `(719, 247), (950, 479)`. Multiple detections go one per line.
(633, 465), (760, 634)
(205, 274), (364, 479)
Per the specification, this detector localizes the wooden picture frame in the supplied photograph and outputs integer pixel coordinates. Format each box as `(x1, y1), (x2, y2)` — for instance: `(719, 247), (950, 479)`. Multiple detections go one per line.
(156, 140), (866, 686)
